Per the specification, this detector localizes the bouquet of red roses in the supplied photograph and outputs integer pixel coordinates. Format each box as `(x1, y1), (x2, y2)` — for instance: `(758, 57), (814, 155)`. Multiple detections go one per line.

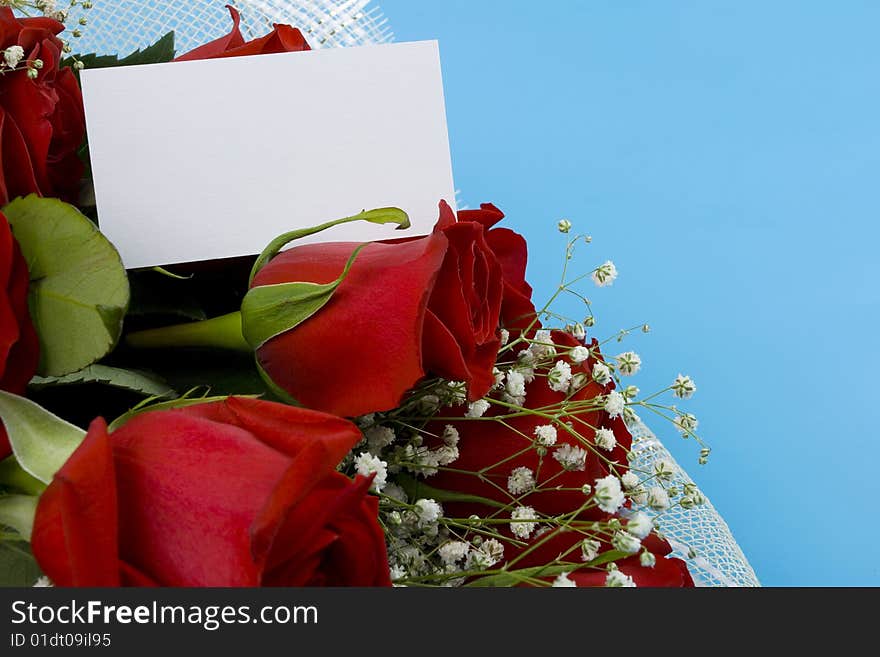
(0, 5), (710, 588)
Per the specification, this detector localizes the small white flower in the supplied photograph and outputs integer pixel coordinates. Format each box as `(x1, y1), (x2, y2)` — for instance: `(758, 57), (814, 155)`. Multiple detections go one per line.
(438, 541), (470, 566)
(581, 483), (592, 495)
(612, 530), (642, 554)
(621, 471), (641, 489)
(444, 381), (468, 406)
(674, 413), (699, 436)
(640, 551), (656, 568)
(529, 330), (556, 359)
(33, 576), (53, 587)
(354, 452), (388, 492)
(552, 572), (577, 587)
(592, 260), (618, 287)
(465, 399), (491, 418)
(515, 364), (536, 384)
(570, 345), (591, 363)
(594, 474), (626, 513)
(591, 362), (612, 385)
(493, 367), (505, 388)
(382, 483), (408, 503)
(548, 360), (573, 392)
(568, 372), (589, 393)
(434, 444), (459, 466)
(3, 45), (24, 69)
(507, 466), (536, 496)
(605, 569), (636, 587)
(616, 351), (642, 376)
(622, 385), (640, 400)
(441, 425), (460, 447)
(467, 539), (504, 569)
(604, 391), (626, 418)
(671, 374), (697, 399)
(647, 486), (670, 511)
(365, 425), (395, 454)
(557, 218), (572, 233)
(414, 498), (443, 526)
(653, 459), (675, 481)
(499, 328), (510, 346)
(534, 424), (558, 447)
(571, 323), (586, 341)
(554, 443), (587, 471)
(594, 427), (617, 451)
(510, 505), (539, 539)
(629, 487), (648, 506)
(505, 370), (527, 398)
(581, 538), (601, 562)
(626, 511), (654, 539)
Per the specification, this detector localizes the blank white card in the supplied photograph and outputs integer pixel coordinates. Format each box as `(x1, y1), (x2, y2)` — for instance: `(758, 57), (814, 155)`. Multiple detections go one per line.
(81, 41), (456, 269)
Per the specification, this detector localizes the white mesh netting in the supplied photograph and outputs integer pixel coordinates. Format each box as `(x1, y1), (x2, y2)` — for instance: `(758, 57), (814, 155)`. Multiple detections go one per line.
(628, 419), (760, 586)
(64, 0), (393, 57)
(23, 0), (758, 587)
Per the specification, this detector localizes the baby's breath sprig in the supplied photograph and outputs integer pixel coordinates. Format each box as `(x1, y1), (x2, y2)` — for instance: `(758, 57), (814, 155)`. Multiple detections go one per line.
(338, 217), (709, 586)
(6, 0), (92, 71)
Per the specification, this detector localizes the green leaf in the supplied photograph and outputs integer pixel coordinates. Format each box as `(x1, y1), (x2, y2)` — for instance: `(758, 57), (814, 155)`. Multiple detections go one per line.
(249, 207), (409, 284)
(29, 364), (176, 399)
(0, 542), (43, 587)
(67, 31), (176, 72)
(242, 243), (367, 349)
(0, 391), (86, 485)
(4, 195), (130, 376)
(0, 495), (38, 541)
(396, 474), (507, 510)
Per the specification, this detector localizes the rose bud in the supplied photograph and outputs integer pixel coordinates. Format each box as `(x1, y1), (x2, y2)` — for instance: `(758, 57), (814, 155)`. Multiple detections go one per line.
(128, 202), (535, 419)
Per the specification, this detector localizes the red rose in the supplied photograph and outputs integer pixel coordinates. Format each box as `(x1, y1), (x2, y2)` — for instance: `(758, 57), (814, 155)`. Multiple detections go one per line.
(175, 5), (311, 61)
(457, 204), (539, 330)
(0, 212), (39, 458)
(423, 331), (693, 586)
(0, 8), (85, 206)
(31, 397), (391, 586)
(252, 201), (507, 417)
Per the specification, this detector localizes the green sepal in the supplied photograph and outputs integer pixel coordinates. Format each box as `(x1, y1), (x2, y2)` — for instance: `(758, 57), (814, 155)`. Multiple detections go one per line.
(107, 393), (256, 432)
(242, 242), (367, 349)
(248, 207), (409, 285)
(0, 391), (86, 485)
(3, 195), (130, 376)
(254, 359), (301, 406)
(0, 495), (39, 542)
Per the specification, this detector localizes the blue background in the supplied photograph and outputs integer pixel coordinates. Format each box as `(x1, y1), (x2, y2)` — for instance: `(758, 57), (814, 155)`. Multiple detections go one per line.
(378, 0), (880, 586)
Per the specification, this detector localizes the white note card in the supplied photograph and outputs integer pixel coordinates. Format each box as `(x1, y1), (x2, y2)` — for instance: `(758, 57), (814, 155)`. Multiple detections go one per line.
(80, 41), (456, 269)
